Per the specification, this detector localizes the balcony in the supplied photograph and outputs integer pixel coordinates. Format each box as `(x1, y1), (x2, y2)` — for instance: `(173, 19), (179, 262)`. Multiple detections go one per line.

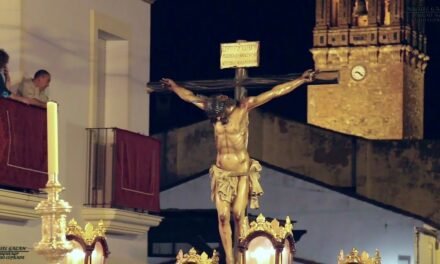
(0, 99), (162, 230)
(0, 99), (47, 221)
(84, 127), (161, 234)
(0, 98), (47, 191)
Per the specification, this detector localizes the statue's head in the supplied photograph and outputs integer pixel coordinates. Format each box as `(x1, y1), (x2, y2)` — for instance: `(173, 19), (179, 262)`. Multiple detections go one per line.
(205, 94), (237, 124)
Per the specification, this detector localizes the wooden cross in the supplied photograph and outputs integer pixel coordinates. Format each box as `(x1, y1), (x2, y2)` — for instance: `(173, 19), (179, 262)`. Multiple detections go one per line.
(147, 40), (339, 95)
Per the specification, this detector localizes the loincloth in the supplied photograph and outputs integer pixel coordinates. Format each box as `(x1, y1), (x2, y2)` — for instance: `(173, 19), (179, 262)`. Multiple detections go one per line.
(209, 159), (263, 209)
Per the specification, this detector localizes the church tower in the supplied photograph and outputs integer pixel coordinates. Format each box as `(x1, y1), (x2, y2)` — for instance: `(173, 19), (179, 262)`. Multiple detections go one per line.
(309, 0), (429, 139)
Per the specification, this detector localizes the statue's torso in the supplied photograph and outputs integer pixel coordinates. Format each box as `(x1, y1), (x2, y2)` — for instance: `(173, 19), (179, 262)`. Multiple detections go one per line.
(213, 106), (250, 173)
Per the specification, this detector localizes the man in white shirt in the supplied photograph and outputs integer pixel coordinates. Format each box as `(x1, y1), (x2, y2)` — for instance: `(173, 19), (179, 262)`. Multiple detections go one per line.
(17, 69), (51, 108)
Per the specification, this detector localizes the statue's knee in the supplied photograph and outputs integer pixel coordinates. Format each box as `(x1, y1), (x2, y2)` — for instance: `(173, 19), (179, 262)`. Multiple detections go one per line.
(233, 211), (243, 223)
(218, 213), (229, 225)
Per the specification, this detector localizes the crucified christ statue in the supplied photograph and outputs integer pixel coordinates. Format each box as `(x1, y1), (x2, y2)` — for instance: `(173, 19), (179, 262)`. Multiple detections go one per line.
(160, 69), (317, 264)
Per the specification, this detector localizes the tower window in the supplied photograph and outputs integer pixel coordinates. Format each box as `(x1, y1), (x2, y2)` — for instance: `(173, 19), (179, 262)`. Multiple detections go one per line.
(371, 33), (375, 41)
(342, 35), (346, 41)
(320, 36), (324, 44)
(383, 0), (391, 25)
(331, 0), (339, 26)
(353, 0), (369, 26)
(393, 32), (398, 40)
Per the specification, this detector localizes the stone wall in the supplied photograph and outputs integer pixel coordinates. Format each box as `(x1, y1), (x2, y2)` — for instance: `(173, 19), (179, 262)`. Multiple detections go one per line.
(356, 139), (440, 225)
(154, 120), (216, 187)
(249, 111), (355, 187)
(309, 46), (407, 139)
(252, 110), (440, 226)
(403, 64), (425, 138)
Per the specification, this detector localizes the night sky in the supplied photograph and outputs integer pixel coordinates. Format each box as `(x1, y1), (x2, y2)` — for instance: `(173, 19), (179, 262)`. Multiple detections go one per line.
(150, 0), (440, 138)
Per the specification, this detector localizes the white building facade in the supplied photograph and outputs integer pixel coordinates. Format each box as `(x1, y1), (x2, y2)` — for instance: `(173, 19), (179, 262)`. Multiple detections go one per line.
(0, 1), (159, 263)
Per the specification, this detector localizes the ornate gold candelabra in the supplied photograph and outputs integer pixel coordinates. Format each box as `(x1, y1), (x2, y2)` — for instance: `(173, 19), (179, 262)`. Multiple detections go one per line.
(34, 174), (72, 263)
(34, 102), (72, 263)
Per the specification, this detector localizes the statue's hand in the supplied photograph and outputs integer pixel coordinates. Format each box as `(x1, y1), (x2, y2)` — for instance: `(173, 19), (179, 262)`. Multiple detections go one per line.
(302, 69), (319, 83)
(160, 78), (177, 91)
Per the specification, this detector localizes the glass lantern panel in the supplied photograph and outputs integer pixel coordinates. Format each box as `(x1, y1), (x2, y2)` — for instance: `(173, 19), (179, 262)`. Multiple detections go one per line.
(65, 240), (85, 264)
(91, 241), (105, 264)
(245, 236), (276, 264)
(281, 240), (291, 264)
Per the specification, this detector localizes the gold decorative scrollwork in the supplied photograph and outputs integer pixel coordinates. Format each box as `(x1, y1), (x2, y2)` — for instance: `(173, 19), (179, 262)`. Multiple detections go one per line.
(239, 213), (293, 242)
(66, 219), (107, 246)
(337, 248), (381, 264)
(176, 248), (219, 264)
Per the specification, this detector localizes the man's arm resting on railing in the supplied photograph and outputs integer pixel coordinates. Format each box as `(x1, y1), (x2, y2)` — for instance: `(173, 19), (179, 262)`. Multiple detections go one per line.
(4, 92), (46, 108)
(8, 93), (30, 104)
(26, 98), (47, 108)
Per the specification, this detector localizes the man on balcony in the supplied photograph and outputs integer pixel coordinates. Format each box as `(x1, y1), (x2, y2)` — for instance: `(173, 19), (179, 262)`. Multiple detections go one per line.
(16, 69), (51, 108)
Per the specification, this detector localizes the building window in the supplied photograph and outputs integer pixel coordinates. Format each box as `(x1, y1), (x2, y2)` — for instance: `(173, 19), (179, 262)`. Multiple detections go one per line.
(90, 11), (131, 130)
(152, 243), (174, 256)
(398, 255), (410, 264)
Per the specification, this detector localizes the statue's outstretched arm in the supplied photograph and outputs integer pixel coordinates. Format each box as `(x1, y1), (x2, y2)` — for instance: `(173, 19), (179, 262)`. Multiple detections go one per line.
(160, 78), (206, 110)
(244, 69), (316, 110)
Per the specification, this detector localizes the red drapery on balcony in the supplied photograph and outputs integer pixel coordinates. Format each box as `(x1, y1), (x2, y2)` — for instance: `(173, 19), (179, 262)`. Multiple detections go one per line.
(0, 99), (47, 190)
(113, 128), (160, 212)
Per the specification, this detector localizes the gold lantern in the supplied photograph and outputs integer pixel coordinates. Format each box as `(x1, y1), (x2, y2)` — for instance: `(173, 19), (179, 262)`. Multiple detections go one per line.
(337, 248), (381, 264)
(176, 247), (219, 264)
(65, 219), (110, 264)
(238, 214), (295, 264)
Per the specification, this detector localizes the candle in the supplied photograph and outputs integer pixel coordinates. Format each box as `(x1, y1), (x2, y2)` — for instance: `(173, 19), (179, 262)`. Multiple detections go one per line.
(47, 101), (59, 177)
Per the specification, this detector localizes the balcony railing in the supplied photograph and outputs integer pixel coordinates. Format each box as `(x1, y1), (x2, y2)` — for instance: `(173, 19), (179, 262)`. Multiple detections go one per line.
(85, 128), (160, 212)
(0, 98), (47, 191)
